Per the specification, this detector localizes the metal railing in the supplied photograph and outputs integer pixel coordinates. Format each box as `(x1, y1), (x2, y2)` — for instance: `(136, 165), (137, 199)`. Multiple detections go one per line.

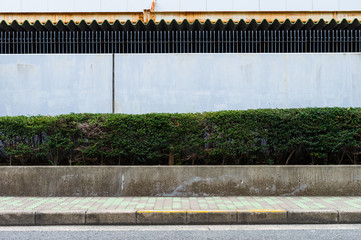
(1, 30), (360, 54)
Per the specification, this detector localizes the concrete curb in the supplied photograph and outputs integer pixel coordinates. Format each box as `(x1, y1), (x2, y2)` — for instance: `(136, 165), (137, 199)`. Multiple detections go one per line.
(1, 209), (360, 225)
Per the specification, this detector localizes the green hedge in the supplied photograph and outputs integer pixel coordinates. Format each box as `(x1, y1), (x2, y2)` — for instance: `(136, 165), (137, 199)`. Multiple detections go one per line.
(0, 108), (361, 165)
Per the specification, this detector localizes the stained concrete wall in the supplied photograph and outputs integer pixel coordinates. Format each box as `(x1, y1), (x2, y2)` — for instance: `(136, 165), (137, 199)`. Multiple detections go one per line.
(1, 166), (361, 197)
(114, 53), (361, 114)
(0, 54), (112, 116)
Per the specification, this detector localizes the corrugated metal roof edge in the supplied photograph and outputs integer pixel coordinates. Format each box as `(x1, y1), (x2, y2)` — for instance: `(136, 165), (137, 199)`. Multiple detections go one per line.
(0, 18), (360, 32)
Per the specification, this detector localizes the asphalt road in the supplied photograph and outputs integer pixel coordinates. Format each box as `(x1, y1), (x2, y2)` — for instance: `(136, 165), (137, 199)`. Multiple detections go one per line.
(0, 225), (361, 240)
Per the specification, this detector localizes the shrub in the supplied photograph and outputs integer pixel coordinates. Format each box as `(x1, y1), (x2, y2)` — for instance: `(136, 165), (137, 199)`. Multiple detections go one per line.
(0, 108), (360, 165)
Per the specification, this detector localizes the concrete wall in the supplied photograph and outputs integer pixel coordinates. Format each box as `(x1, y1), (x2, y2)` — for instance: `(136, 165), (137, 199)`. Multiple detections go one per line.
(1, 0), (360, 13)
(2, 53), (361, 116)
(0, 54), (112, 116)
(114, 53), (361, 114)
(1, 166), (361, 197)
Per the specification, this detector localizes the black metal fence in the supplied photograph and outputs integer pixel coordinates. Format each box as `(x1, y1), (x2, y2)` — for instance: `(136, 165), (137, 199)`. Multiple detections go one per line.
(1, 30), (361, 54)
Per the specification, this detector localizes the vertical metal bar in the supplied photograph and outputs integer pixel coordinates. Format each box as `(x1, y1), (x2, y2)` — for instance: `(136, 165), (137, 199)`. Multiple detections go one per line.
(350, 30), (355, 52)
(331, 30), (334, 52)
(202, 31), (205, 53)
(125, 31), (128, 53)
(342, 30), (347, 52)
(119, 31), (124, 53)
(79, 31), (82, 53)
(333, 30), (339, 52)
(4, 32), (7, 53)
(144, 31), (147, 53)
(89, 31), (92, 54)
(236, 30), (239, 53)
(341, 30), (343, 52)
(175, 31), (178, 53)
(358, 30), (361, 52)
(72, 31), (74, 54)
(240, 31), (243, 53)
(356, 30), (361, 52)
(207, 30), (210, 53)
(136, 31), (139, 53)
(15, 31), (18, 54)
(297, 30), (300, 53)
(248, 30), (251, 53)
(194, 31), (197, 53)
(152, 31), (155, 53)
(14, 31), (21, 54)
(154, 31), (157, 53)
(45, 31), (48, 53)
(265, 30), (268, 53)
(20, 31), (22, 54)
(229, 30), (232, 53)
(347, 30), (350, 52)
(171, 31), (174, 53)
(141, 31), (144, 53)
(33, 31), (36, 54)
(190, 31), (193, 53)
(355, 30), (358, 52)
(294, 30), (297, 53)
(216, 31), (219, 53)
(270, 31), (273, 53)
(323, 30), (326, 52)
(163, 30), (166, 53)
(231, 30), (234, 53)
(199, 31), (202, 53)
(0, 32), (3, 54)
(108, 31), (110, 53)
(290, 30), (293, 53)
(186, 31), (189, 53)
(182, 31), (186, 52)
(278, 30), (281, 53)
(134, 31), (137, 53)
(179, 31), (182, 53)
(116, 31), (119, 54)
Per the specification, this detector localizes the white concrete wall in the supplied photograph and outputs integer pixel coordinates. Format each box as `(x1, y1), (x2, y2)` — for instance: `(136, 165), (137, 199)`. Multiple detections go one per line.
(0, 54), (113, 116)
(1, 53), (361, 116)
(114, 53), (361, 114)
(0, 0), (360, 13)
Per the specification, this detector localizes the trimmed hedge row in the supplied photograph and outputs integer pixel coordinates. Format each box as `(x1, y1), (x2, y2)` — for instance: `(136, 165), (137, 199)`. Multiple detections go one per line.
(0, 108), (361, 165)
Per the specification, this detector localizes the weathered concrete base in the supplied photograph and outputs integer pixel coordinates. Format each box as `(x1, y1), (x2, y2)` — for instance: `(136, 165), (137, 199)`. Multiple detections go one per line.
(238, 210), (287, 224)
(0, 211), (35, 226)
(187, 210), (237, 224)
(137, 210), (187, 225)
(1, 209), (361, 225)
(287, 209), (338, 224)
(36, 211), (86, 225)
(338, 210), (361, 224)
(86, 210), (136, 225)
(1, 166), (361, 197)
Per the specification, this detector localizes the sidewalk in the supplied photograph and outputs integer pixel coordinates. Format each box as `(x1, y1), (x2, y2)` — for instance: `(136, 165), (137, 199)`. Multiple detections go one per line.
(1, 197), (361, 225)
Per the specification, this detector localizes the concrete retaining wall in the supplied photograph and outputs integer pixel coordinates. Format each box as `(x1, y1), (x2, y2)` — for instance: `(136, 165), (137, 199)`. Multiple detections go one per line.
(1, 166), (361, 197)
(0, 54), (112, 116)
(114, 53), (361, 114)
(2, 53), (361, 116)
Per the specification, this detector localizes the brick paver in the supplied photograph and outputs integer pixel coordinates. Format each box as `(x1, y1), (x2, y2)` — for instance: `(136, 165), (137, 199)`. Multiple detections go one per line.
(1, 197), (361, 212)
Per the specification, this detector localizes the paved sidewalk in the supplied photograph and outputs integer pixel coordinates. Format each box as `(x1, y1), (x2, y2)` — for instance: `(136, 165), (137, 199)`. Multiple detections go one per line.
(1, 197), (361, 225)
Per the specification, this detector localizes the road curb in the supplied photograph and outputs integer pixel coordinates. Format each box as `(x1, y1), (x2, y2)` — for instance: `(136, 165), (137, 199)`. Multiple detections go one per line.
(35, 211), (86, 225)
(1, 209), (361, 225)
(0, 211), (35, 226)
(238, 209), (287, 224)
(338, 210), (361, 223)
(287, 209), (338, 224)
(86, 210), (137, 225)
